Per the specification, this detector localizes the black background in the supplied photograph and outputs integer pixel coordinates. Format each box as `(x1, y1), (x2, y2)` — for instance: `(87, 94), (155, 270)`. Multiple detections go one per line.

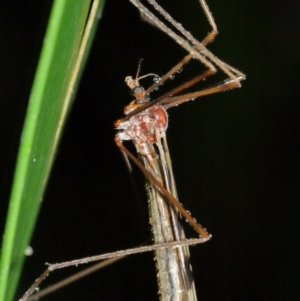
(1, 0), (299, 300)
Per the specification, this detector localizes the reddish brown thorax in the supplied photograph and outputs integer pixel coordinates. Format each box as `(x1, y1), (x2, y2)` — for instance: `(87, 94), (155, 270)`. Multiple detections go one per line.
(115, 79), (168, 146)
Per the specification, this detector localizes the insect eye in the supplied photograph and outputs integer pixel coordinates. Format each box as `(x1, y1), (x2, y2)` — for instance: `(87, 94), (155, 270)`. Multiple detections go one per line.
(132, 86), (144, 95)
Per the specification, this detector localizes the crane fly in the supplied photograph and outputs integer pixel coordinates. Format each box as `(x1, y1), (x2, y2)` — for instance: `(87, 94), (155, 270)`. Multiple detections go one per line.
(19, 0), (245, 300)
(115, 64), (211, 300)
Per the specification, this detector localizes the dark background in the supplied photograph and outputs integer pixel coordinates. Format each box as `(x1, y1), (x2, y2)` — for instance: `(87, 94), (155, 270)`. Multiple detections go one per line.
(1, 0), (299, 300)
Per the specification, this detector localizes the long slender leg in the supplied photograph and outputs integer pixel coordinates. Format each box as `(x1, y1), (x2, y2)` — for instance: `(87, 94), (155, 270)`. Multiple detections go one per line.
(115, 138), (210, 238)
(23, 125), (211, 300)
(119, 65), (241, 125)
(20, 238), (209, 301)
(163, 79), (241, 109)
(26, 257), (124, 301)
(146, 0), (218, 46)
(121, 69), (214, 123)
(128, 0), (216, 71)
(146, 0), (245, 81)
(197, 0), (218, 45)
(130, 0), (245, 82)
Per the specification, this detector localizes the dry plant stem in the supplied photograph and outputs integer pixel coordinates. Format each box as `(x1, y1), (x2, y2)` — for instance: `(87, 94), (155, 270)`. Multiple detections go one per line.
(19, 238), (209, 301)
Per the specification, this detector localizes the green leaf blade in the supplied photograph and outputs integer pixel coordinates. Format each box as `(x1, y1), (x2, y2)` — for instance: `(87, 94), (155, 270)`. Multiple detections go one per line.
(0, 1), (105, 300)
